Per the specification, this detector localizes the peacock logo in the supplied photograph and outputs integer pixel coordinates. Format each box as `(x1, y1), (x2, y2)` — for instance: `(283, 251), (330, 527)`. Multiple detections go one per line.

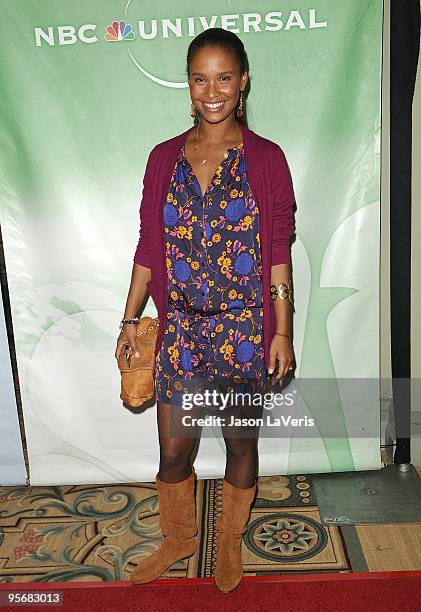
(104, 19), (135, 42)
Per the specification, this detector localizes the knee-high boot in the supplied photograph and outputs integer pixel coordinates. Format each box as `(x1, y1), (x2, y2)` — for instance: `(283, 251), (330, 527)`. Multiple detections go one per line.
(214, 477), (257, 593)
(130, 466), (198, 584)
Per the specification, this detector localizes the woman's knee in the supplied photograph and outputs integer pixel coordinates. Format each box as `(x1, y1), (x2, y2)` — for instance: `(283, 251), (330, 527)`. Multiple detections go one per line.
(224, 435), (257, 458)
(159, 442), (194, 469)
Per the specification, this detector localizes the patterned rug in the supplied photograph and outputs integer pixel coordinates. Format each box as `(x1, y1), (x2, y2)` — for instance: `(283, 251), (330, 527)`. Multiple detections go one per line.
(0, 474), (352, 583)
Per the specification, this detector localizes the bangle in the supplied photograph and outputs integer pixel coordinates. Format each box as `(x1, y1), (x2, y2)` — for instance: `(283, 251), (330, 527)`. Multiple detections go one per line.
(275, 332), (290, 338)
(119, 317), (139, 330)
(270, 282), (294, 304)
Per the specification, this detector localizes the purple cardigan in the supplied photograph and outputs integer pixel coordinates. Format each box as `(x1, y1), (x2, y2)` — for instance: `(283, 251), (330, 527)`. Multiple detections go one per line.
(133, 123), (295, 370)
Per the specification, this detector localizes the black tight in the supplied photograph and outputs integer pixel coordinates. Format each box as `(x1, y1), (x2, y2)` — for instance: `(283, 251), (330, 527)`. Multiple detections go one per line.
(156, 401), (199, 484)
(157, 400), (261, 489)
(220, 402), (261, 488)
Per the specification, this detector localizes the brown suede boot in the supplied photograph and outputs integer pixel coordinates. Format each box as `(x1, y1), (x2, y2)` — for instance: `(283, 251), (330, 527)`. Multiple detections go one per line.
(130, 466), (198, 584)
(214, 477), (257, 593)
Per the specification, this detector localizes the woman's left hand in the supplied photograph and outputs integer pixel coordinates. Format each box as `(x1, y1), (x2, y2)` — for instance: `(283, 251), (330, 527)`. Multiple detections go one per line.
(268, 336), (295, 381)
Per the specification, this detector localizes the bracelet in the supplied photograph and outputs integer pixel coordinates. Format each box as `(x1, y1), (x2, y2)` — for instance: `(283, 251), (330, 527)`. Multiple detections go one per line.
(270, 282), (294, 304)
(119, 317), (139, 330)
(275, 332), (290, 338)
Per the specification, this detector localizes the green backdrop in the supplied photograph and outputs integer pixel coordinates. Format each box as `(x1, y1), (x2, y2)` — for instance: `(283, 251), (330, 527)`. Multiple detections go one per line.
(0, 0), (383, 484)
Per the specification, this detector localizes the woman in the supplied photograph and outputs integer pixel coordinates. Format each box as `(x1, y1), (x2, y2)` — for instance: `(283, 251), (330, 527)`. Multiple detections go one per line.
(115, 27), (295, 593)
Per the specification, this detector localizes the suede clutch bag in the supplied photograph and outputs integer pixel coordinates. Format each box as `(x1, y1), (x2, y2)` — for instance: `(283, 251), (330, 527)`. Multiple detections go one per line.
(118, 316), (160, 407)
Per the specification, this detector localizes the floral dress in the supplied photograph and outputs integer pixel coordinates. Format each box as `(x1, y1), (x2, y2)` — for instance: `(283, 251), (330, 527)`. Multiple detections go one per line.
(154, 141), (265, 407)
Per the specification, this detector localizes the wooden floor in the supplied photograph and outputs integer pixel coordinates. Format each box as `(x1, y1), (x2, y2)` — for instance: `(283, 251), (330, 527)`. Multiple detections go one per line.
(351, 464), (421, 572)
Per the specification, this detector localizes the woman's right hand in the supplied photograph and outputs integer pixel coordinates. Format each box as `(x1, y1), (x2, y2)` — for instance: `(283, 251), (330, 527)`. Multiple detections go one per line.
(115, 324), (140, 361)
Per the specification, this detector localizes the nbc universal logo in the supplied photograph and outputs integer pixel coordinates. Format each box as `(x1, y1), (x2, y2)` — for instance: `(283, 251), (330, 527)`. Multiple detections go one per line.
(34, 10), (328, 46)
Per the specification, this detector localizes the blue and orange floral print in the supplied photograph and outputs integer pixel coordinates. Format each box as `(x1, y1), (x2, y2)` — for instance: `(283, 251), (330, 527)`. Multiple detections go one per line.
(154, 141), (265, 406)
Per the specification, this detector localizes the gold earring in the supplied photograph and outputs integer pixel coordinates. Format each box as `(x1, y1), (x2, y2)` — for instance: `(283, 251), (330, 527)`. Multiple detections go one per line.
(190, 103), (197, 118)
(236, 91), (244, 118)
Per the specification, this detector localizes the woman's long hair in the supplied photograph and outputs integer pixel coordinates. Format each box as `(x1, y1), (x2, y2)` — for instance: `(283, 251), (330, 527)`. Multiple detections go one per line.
(186, 27), (250, 128)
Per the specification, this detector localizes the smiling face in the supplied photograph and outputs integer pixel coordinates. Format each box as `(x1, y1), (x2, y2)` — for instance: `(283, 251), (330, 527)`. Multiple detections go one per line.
(188, 45), (248, 124)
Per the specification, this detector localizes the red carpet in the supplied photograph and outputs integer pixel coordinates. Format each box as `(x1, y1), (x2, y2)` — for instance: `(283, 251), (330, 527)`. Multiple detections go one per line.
(1, 571), (421, 611)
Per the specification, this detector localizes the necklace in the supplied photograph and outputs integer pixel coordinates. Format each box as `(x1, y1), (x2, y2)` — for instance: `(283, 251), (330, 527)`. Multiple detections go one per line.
(194, 121), (241, 172)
